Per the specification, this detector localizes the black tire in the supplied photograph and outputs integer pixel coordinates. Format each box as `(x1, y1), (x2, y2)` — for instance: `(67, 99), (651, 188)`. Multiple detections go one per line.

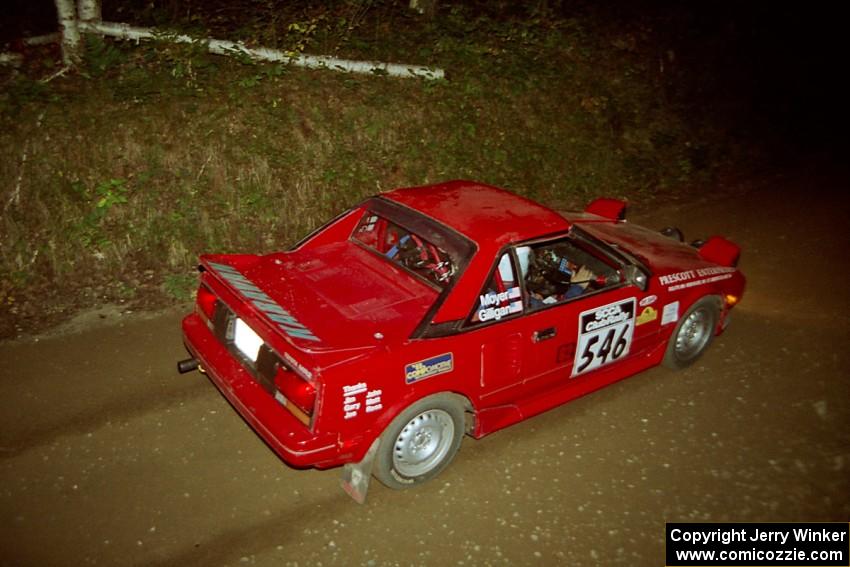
(373, 393), (465, 490)
(662, 296), (719, 369)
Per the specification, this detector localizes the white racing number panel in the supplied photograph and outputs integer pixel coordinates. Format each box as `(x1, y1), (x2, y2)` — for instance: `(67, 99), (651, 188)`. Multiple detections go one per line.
(572, 298), (636, 377)
(234, 318), (264, 362)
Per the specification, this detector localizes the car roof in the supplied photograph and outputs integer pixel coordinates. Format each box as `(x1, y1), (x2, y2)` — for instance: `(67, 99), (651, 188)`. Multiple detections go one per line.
(381, 181), (573, 323)
(381, 180), (571, 249)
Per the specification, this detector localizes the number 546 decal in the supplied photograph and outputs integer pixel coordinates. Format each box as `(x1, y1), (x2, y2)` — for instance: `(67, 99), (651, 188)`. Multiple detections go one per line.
(572, 298), (636, 377)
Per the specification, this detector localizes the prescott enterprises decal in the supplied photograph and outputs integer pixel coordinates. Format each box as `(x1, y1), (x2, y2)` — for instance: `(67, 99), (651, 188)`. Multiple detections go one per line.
(659, 266), (736, 292)
(405, 353), (454, 384)
(208, 262), (320, 342)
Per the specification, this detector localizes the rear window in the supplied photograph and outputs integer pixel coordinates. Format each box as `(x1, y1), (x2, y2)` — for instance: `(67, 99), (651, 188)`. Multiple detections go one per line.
(353, 211), (457, 288)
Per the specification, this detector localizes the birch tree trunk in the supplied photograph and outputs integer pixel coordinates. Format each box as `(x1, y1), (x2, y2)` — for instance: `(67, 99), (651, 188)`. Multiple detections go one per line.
(77, 0), (101, 23)
(54, 0), (81, 66)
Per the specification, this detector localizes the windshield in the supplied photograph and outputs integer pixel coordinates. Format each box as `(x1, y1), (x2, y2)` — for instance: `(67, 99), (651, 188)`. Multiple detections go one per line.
(352, 211), (457, 288)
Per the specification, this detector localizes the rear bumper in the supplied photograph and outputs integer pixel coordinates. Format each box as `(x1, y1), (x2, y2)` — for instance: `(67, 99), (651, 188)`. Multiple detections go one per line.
(181, 313), (340, 468)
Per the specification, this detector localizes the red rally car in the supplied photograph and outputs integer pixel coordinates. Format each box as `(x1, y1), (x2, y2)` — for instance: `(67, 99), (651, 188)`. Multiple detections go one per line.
(178, 180), (745, 501)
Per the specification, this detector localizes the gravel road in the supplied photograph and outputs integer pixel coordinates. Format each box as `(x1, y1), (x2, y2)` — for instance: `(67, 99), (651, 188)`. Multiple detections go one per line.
(2, 164), (848, 566)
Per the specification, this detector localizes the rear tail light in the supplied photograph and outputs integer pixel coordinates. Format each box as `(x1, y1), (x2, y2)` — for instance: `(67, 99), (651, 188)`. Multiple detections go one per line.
(275, 366), (316, 426)
(196, 285), (218, 323)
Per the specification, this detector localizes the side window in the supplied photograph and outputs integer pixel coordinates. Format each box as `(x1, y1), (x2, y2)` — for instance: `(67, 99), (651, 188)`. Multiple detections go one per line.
(469, 252), (524, 325)
(520, 237), (620, 309)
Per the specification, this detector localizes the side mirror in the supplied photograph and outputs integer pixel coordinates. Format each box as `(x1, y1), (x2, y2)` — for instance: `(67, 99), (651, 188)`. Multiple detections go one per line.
(623, 265), (649, 291)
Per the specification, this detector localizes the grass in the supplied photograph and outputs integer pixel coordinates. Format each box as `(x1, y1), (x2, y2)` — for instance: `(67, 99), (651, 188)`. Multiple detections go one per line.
(0, 3), (750, 337)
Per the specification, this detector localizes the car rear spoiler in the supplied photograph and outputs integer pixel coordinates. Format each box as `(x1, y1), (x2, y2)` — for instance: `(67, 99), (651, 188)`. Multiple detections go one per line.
(585, 198), (627, 221)
(200, 256), (323, 345)
(697, 236), (740, 267)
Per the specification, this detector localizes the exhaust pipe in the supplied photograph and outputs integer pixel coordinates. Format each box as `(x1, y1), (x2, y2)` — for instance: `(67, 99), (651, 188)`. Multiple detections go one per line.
(177, 358), (200, 374)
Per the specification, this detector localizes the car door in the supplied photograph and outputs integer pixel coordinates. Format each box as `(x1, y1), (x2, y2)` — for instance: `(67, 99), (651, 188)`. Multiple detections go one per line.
(469, 239), (655, 406)
(515, 235), (654, 394)
(465, 251), (527, 404)
(523, 288), (640, 384)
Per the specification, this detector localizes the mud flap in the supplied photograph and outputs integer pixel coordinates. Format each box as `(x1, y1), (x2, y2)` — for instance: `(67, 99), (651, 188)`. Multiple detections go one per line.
(340, 438), (380, 504)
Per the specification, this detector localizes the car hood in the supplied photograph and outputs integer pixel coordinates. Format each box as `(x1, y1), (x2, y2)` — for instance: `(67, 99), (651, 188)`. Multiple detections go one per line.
(576, 219), (719, 275)
(203, 241), (438, 353)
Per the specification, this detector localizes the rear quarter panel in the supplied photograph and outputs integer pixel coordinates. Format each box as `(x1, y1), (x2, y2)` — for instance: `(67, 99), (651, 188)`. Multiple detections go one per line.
(319, 335), (483, 463)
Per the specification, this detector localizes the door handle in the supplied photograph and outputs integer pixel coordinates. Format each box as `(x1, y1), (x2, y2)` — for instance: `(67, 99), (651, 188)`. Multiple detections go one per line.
(533, 327), (557, 342)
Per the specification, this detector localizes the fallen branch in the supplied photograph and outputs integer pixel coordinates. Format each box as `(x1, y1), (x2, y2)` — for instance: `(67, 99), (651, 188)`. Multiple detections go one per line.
(24, 32), (62, 46)
(80, 20), (444, 80)
(0, 53), (23, 67)
(40, 66), (69, 83)
(0, 34), (63, 68)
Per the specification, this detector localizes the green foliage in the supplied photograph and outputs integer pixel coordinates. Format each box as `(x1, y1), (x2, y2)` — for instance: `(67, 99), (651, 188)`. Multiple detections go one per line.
(335, 0), (375, 38)
(82, 36), (127, 78)
(94, 178), (129, 211)
(0, 76), (53, 113)
(235, 63), (287, 89)
(145, 34), (218, 91)
(71, 179), (129, 250)
(163, 273), (197, 301)
(284, 17), (322, 58)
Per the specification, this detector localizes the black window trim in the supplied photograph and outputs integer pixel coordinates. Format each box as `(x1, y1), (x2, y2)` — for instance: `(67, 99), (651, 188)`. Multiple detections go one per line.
(344, 197), (477, 340)
(348, 198), (476, 293)
(459, 229), (636, 330)
(413, 223), (650, 340)
(571, 225), (652, 277)
(461, 247), (525, 330)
